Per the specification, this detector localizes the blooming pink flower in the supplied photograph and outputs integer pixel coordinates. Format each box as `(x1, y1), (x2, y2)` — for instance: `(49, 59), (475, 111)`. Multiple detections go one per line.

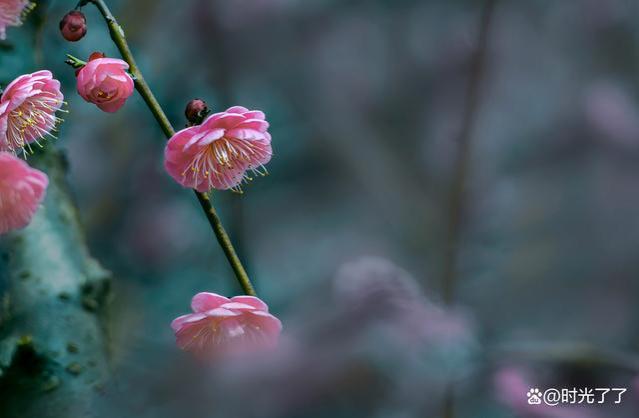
(76, 56), (134, 113)
(0, 0), (33, 40)
(164, 106), (272, 192)
(0, 152), (48, 234)
(0, 70), (64, 154)
(171, 292), (282, 358)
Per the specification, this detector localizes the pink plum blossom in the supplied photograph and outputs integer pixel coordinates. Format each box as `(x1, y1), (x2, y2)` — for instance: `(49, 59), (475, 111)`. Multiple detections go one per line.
(164, 106), (272, 192)
(0, 70), (64, 154)
(0, 151), (48, 234)
(76, 56), (134, 113)
(171, 292), (282, 358)
(0, 0), (33, 40)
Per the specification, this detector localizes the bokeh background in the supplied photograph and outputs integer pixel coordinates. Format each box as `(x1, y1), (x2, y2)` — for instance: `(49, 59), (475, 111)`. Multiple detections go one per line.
(2, 0), (639, 416)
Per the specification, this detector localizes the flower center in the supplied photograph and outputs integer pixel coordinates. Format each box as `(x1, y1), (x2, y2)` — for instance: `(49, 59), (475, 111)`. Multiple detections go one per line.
(5, 93), (64, 155)
(96, 90), (114, 100)
(182, 137), (269, 193)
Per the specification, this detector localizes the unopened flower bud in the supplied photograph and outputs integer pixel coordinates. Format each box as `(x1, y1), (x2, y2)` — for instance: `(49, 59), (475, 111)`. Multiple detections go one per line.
(185, 99), (209, 125)
(59, 11), (87, 42)
(88, 51), (106, 61)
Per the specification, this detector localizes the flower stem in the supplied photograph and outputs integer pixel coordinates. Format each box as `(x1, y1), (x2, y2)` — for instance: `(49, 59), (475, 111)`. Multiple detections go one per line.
(81, 0), (257, 296)
(65, 54), (86, 68)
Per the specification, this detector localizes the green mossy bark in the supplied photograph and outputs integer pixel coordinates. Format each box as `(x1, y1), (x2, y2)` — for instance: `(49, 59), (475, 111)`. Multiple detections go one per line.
(0, 148), (111, 418)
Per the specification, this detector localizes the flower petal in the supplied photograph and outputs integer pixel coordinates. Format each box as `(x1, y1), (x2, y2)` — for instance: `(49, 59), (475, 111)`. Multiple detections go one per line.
(230, 295), (269, 311)
(191, 292), (230, 313)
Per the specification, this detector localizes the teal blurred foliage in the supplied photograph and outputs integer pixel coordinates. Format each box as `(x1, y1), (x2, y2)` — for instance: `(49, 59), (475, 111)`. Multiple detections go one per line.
(3, 0), (639, 416)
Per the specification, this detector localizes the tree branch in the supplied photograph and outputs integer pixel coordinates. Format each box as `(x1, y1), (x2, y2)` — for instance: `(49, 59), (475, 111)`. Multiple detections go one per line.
(440, 3), (497, 418)
(79, 0), (256, 296)
(441, 0), (496, 305)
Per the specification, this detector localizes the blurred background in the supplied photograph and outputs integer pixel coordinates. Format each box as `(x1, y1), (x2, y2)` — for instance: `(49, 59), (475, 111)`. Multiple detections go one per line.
(2, 0), (639, 416)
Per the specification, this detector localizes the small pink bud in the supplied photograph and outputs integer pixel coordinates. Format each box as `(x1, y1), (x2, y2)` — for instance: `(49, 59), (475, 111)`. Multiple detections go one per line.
(185, 99), (209, 125)
(59, 11), (87, 42)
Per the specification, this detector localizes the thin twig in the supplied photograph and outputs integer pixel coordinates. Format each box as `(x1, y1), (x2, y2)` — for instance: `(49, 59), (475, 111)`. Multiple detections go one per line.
(80, 0), (256, 296)
(441, 2), (497, 418)
(442, 0), (496, 305)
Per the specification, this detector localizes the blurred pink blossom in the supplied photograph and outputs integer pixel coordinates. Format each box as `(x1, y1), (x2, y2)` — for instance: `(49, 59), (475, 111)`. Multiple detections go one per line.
(76, 56), (134, 113)
(164, 106), (272, 192)
(0, 70), (64, 154)
(0, 0), (32, 40)
(171, 292), (282, 358)
(584, 82), (639, 148)
(0, 151), (48, 234)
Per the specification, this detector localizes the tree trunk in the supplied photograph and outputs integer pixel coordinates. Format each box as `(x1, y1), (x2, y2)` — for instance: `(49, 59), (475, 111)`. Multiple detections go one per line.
(0, 149), (111, 418)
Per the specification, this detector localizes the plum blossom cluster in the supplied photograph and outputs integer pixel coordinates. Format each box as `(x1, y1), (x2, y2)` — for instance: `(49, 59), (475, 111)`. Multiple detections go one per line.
(164, 106), (272, 192)
(58, 5), (279, 357)
(0, 70), (64, 234)
(0, 0), (34, 40)
(171, 292), (282, 358)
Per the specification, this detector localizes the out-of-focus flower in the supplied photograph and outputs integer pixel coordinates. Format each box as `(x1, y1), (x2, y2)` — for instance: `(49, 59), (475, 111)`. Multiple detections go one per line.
(0, 0), (33, 40)
(585, 81), (639, 148)
(59, 10), (87, 42)
(0, 152), (48, 234)
(171, 292), (282, 358)
(76, 55), (134, 113)
(334, 256), (422, 309)
(0, 70), (64, 154)
(184, 99), (209, 125)
(331, 256), (478, 400)
(164, 106), (272, 192)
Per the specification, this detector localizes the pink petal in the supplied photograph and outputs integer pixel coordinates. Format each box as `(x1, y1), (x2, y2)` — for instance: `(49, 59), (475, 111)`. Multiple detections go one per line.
(204, 307), (240, 318)
(234, 118), (269, 132)
(230, 295), (269, 311)
(242, 110), (265, 120)
(219, 302), (258, 311)
(171, 312), (208, 331)
(0, 152), (49, 233)
(191, 292), (230, 313)
(225, 105), (249, 114)
(97, 98), (127, 113)
(202, 113), (246, 130)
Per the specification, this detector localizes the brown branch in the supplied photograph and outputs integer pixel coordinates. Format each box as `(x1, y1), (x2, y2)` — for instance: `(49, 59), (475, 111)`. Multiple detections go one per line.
(440, 3), (497, 418)
(79, 0), (256, 296)
(442, 0), (496, 305)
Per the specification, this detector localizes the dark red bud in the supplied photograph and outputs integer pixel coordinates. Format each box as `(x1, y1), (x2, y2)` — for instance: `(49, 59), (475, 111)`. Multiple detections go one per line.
(88, 51), (106, 61)
(60, 11), (87, 42)
(73, 53), (104, 77)
(185, 99), (209, 125)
